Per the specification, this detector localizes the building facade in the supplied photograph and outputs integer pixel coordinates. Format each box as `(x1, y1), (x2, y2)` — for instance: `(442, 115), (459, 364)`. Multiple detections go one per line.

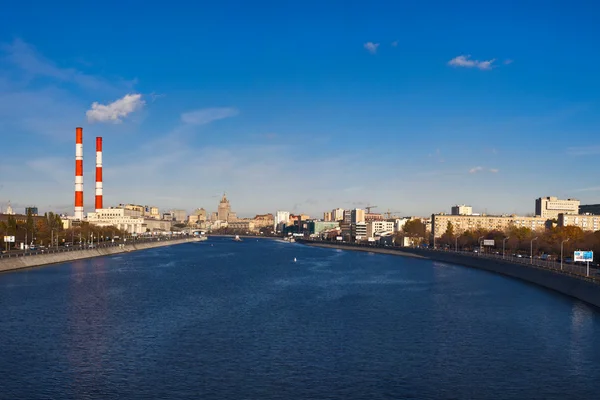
(331, 208), (344, 222)
(217, 193), (232, 221)
(366, 221), (396, 238)
(535, 196), (580, 219)
(171, 209), (187, 223)
(323, 211), (332, 222)
(351, 209), (365, 224)
(228, 220), (256, 232)
(451, 205), (472, 216)
(431, 214), (550, 238)
(87, 208), (145, 234)
(274, 211), (290, 232)
(253, 214), (274, 228)
(558, 213), (600, 232)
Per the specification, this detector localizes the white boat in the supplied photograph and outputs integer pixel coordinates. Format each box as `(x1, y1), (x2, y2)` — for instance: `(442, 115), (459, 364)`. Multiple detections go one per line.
(191, 236), (208, 242)
(233, 235), (243, 242)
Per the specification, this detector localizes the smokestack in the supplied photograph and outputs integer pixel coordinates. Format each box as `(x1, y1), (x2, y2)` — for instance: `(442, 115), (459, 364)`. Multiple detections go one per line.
(95, 137), (103, 211)
(74, 127), (84, 220)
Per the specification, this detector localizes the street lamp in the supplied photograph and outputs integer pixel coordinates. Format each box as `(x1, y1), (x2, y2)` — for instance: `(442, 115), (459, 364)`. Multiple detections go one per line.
(478, 236), (484, 255)
(530, 237), (538, 264)
(560, 238), (570, 271)
(503, 237), (510, 259)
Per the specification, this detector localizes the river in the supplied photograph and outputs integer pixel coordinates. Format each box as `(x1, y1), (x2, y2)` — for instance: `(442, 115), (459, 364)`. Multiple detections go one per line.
(1, 237), (599, 399)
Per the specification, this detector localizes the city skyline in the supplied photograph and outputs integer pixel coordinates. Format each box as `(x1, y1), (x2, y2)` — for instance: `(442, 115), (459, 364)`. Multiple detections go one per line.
(1, 1), (600, 216)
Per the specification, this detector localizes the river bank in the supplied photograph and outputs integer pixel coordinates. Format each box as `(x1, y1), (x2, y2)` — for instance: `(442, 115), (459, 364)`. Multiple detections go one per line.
(300, 240), (600, 309)
(0, 238), (193, 274)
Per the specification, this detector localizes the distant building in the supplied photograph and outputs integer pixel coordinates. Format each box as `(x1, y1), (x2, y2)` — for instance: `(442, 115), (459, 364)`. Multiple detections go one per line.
(451, 205), (472, 216)
(162, 212), (174, 221)
(193, 208), (207, 222)
(351, 209), (365, 224)
(351, 222), (367, 241)
(171, 209), (187, 223)
(431, 214), (550, 238)
(307, 221), (340, 235)
(25, 207), (39, 216)
(228, 220), (255, 232)
(365, 213), (383, 222)
(87, 208), (145, 234)
(145, 206), (160, 219)
(558, 213), (600, 232)
(274, 211), (290, 232)
(535, 196), (579, 219)
(5, 202), (14, 215)
(217, 193), (232, 221)
(579, 204), (600, 215)
(253, 214), (274, 228)
(331, 208), (344, 222)
(366, 221), (395, 238)
(323, 211), (332, 222)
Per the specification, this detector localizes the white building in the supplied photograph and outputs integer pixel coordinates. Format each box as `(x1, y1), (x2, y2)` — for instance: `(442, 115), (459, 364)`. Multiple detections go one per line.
(451, 205), (473, 216)
(366, 221), (396, 238)
(351, 222), (367, 241)
(171, 209), (187, 223)
(274, 211), (290, 231)
(87, 208), (145, 234)
(535, 196), (580, 219)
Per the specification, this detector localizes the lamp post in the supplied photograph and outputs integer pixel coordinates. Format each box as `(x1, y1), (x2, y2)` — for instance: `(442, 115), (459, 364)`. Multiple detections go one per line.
(530, 237), (538, 264)
(560, 238), (570, 271)
(503, 237), (510, 259)
(478, 236), (484, 255)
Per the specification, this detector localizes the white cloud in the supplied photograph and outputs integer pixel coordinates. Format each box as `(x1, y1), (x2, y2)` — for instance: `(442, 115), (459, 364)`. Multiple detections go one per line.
(504, 59), (514, 65)
(1, 38), (134, 93)
(448, 55), (496, 70)
(573, 186), (600, 192)
(86, 93), (145, 123)
(489, 168), (499, 173)
(364, 42), (380, 54)
(566, 146), (600, 156)
(469, 166), (483, 173)
(181, 107), (238, 125)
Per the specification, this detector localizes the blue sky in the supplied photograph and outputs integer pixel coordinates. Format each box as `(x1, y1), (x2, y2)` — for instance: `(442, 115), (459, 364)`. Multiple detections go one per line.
(1, 0), (600, 217)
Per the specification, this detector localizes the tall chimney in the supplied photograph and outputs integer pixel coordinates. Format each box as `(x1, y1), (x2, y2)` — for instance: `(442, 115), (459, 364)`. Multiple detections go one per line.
(95, 137), (103, 211)
(74, 127), (84, 220)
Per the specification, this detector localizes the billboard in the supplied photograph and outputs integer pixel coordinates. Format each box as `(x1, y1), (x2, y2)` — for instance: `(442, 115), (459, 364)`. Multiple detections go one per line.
(574, 251), (593, 262)
(3, 236), (15, 243)
(483, 239), (495, 246)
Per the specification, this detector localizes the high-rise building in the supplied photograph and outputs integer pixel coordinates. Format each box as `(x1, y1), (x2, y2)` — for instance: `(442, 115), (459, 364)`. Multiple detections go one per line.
(274, 211), (290, 232)
(451, 205), (472, 216)
(5, 201), (14, 215)
(535, 197), (579, 219)
(351, 209), (365, 224)
(323, 211), (332, 222)
(331, 208), (344, 221)
(217, 193), (232, 221)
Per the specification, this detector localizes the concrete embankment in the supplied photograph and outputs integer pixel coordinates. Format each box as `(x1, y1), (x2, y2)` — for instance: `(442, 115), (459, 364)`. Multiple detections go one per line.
(0, 239), (191, 274)
(301, 241), (600, 309)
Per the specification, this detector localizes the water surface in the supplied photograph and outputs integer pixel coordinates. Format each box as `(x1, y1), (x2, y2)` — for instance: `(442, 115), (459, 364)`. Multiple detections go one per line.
(1, 238), (599, 399)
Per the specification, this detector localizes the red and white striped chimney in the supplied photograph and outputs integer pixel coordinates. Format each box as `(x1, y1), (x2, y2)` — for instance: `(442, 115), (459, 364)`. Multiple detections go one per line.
(95, 137), (103, 211)
(74, 127), (84, 220)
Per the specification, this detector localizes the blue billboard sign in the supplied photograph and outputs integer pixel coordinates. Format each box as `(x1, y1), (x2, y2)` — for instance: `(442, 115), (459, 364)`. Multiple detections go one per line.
(574, 251), (593, 262)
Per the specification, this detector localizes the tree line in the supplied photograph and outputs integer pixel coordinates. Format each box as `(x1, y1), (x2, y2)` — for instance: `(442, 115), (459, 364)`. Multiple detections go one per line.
(0, 211), (128, 248)
(396, 218), (600, 258)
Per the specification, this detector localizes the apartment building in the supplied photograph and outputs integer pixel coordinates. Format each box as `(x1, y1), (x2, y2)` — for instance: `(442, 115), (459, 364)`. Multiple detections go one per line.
(366, 221), (395, 238)
(431, 214), (549, 238)
(558, 214), (600, 232)
(331, 208), (345, 222)
(535, 196), (579, 219)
